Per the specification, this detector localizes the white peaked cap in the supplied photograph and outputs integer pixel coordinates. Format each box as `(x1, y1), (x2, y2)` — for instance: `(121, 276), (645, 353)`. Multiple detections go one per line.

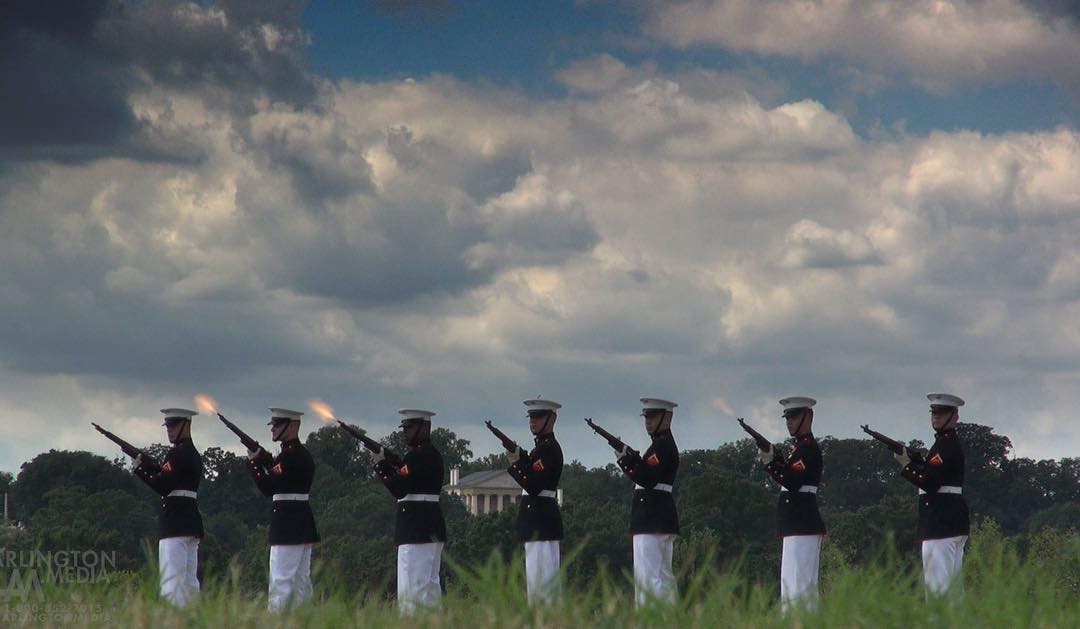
(927, 393), (965, 407)
(524, 398), (562, 411)
(161, 408), (197, 420)
(640, 398), (677, 411)
(269, 407), (304, 420)
(398, 409), (436, 421)
(779, 397), (817, 410)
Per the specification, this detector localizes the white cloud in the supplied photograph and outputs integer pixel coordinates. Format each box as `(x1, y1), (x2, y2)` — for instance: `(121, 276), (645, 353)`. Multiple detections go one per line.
(555, 53), (633, 93)
(780, 219), (882, 268)
(646, 0), (1080, 93)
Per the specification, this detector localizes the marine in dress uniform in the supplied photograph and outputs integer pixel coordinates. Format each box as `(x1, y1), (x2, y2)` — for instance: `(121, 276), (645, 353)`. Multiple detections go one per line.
(374, 409), (447, 615)
(133, 408), (204, 608)
(617, 398), (680, 606)
(895, 393), (970, 595)
(246, 408), (320, 612)
(759, 397), (826, 611)
(505, 398), (564, 605)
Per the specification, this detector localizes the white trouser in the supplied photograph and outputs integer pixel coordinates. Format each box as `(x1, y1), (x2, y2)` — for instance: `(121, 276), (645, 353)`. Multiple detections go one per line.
(268, 544), (314, 612)
(922, 536), (967, 595)
(524, 540), (561, 605)
(633, 533), (677, 607)
(158, 537), (199, 608)
(398, 542), (443, 615)
(781, 535), (822, 611)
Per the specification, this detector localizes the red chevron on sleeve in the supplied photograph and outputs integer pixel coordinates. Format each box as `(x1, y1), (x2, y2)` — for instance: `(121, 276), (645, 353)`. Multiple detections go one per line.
(271, 463), (284, 475)
(929, 453), (944, 466)
(790, 459), (806, 472)
(397, 464), (410, 477)
(532, 459), (545, 472)
(160, 461), (173, 473)
(645, 453), (660, 466)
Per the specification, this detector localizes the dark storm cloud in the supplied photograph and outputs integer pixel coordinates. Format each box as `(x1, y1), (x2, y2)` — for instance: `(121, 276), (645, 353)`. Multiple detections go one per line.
(0, 0), (314, 163)
(256, 196), (492, 304)
(0, 1), (139, 161)
(249, 190), (598, 306)
(1021, 0), (1080, 21)
(97, 0), (316, 105)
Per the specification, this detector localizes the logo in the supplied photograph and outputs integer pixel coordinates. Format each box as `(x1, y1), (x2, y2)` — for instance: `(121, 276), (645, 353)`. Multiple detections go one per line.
(1, 549), (117, 621)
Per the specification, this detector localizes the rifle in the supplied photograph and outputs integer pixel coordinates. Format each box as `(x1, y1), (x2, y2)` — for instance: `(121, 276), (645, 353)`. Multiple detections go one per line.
(216, 413), (272, 464)
(337, 421), (403, 467)
(583, 417), (637, 457)
(91, 422), (160, 469)
(737, 417), (778, 454)
(861, 425), (925, 464)
(484, 421), (520, 453)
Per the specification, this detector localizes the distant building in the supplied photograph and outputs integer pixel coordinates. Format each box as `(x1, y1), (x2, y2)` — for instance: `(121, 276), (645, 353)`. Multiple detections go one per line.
(2, 492), (15, 529)
(444, 467), (563, 516)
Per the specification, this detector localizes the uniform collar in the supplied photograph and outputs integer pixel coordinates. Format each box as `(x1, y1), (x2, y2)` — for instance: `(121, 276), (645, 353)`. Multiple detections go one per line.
(534, 433), (556, 446)
(408, 439), (430, 451)
(935, 427), (958, 438)
(650, 428), (673, 441)
(281, 438), (301, 450)
(797, 432), (815, 443)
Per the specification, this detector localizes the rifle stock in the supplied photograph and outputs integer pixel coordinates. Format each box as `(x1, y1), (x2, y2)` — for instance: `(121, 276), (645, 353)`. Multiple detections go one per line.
(216, 413), (271, 464)
(91, 422), (160, 469)
(737, 417), (776, 453)
(484, 421), (520, 453)
(337, 421), (403, 466)
(861, 425), (924, 464)
(583, 418), (636, 456)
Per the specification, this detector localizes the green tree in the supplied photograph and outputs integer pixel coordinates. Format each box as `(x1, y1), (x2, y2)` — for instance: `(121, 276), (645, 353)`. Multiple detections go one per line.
(819, 437), (912, 511)
(11, 450), (139, 521)
(305, 424), (374, 480)
(677, 468), (776, 581)
(198, 447), (269, 530)
(26, 485), (155, 570)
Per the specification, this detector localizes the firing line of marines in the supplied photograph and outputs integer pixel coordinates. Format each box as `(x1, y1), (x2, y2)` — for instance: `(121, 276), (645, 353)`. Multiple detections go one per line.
(92, 392), (971, 613)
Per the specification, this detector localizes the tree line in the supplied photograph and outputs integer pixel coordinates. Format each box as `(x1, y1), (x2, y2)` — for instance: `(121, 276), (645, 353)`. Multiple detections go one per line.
(1, 422), (1077, 596)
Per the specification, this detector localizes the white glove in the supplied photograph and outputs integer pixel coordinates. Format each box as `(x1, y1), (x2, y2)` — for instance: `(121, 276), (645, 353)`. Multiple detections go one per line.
(247, 448), (261, 461)
(374, 447), (386, 464)
(506, 448), (522, 464)
(618, 444), (633, 459)
(133, 453), (144, 470)
(756, 445), (774, 464)
(894, 447), (911, 468)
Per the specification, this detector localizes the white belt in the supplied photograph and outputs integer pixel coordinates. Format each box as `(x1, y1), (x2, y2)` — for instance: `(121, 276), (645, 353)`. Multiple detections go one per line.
(780, 485), (818, 494)
(167, 490), (197, 499)
(272, 493), (309, 501)
(635, 483), (673, 492)
(919, 486), (962, 495)
(398, 494), (440, 502)
(522, 489), (558, 498)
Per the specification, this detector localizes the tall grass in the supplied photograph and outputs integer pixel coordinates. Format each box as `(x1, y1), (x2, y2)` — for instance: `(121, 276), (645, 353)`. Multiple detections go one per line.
(4, 525), (1077, 628)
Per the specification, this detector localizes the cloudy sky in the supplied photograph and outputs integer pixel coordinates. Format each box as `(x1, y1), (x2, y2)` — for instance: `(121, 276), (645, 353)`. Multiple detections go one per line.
(3, 0), (1080, 474)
